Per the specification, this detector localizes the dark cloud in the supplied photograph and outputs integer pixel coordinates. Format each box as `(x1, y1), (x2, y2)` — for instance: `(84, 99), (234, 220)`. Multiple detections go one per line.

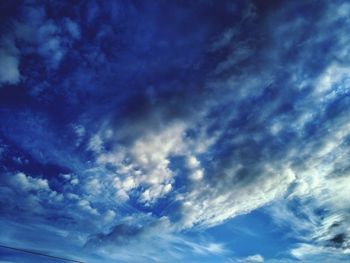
(86, 223), (144, 248)
(85, 217), (169, 249)
(329, 233), (347, 248)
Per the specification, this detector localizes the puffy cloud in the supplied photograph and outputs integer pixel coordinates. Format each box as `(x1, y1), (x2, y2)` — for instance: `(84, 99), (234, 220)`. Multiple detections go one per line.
(104, 209), (116, 223)
(186, 156), (204, 181)
(78, 199), (99, 216)
(87, 134), (104, 153)
(85, 178), (102, 195)
(70, 178), (79, 186)
(10, 172), (50, 192)
(186, 156), (200, 169)
(0, 172), (63, 214)
(96, 121), (193, 204)
(139, 183), (172, 204)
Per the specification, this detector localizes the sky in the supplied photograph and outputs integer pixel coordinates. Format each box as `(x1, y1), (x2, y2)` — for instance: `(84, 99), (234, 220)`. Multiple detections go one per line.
(0, 0), (350, 262)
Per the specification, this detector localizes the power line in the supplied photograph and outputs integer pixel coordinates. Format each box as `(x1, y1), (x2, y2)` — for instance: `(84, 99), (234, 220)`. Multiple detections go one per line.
(0, 244), (85, 263)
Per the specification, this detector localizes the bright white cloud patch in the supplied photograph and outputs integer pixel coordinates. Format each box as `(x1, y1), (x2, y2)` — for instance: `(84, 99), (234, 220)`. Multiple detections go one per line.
(95, 121), (189, 204)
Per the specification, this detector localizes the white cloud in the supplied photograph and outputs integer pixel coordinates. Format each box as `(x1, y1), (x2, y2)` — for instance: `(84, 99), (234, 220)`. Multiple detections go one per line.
(314, 63), (350, 97)
(85, 178), (101, 195)
(70, 178), (79, 186)
(97, 121), (190, 204)
(187, 156), (204, 181)
(238, 254), (264, 263)
(139, 183), (172, 204)
(66, 193), (80, 201)
(129, 121), (187, 184)
(88, 134), (104, 153)
(187, 156), (200, 169)
(190, 169), (204, 181)
(94, 119), (221, 206)
(77, 199), (99, 216)
(0, 172), (65, 213)
(10, 172), (50, 192)
(290, 244), (335, 259)
(121, 176), (137, 191)
(104, 210), (116, 223)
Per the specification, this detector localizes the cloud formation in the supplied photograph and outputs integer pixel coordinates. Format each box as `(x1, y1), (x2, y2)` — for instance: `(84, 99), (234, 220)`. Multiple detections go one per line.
(0, 1), (350, 262)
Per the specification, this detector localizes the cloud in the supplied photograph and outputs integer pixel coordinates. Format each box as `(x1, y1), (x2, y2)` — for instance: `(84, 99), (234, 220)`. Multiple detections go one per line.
(77, 199), (99, 216)
(210, 28), (237, 52)
(10, 172), (50, 192)
(0, 37), (20, 86)
(85, 216), (172, 249)
(236, 254), (264, 263)
(86, 223), (145, 248)
(177, 167), (295, 228)
(103, 209), (116, 223)
(0, 2), (82, 86)
(290, 243), (350, 261)
(85, 216), (228, 262)
(64, 18), (81, 40)
(82, 0), (350, 234)
(0, 172), (63, 215)
(0, 50), (20, 86)
(96, 121), (194, 205)
(1, 1), (350, 262)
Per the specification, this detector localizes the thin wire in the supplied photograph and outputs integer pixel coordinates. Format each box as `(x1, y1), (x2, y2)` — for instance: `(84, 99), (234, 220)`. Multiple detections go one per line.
(0, 244), (85, 263)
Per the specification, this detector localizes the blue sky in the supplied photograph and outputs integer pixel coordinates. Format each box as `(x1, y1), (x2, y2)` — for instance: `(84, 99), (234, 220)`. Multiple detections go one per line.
(0, 0), (350, 262)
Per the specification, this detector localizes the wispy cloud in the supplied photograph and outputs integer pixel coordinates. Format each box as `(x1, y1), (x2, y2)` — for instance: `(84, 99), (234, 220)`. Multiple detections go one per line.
(0, 1), (350, 262)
